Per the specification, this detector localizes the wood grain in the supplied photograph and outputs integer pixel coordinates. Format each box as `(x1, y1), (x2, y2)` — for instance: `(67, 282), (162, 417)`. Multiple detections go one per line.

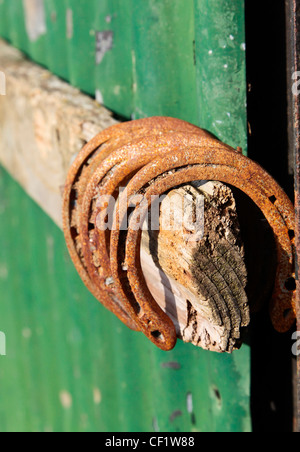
(142, 182), (249, 352)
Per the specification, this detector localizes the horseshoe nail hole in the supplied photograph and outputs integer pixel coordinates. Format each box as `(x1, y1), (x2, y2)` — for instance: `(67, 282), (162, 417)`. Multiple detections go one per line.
(70, 227), (78, 241)
(288, 229), (295, 240)
(134, 302), (141, 315)
(285, 277), (296, 291)
(151, 330), (164, 341)
(283, 308), (292, 320)
(269, 195), (277, 204)
(70, 188), (77, 208)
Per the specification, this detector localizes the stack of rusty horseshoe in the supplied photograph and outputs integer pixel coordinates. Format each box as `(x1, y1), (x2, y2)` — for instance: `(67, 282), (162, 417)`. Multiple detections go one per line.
(62, 117), (296, 351)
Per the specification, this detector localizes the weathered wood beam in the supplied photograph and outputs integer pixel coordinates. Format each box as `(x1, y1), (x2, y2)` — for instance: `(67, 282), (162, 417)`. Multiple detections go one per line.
(0, 40), (250, 352)
(0, 39), (117, 227)
(142, 182), (249, 352)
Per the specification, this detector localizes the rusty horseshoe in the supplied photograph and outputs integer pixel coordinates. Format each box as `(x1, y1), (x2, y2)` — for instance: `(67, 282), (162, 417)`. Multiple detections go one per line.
(62, 117), (296, 351)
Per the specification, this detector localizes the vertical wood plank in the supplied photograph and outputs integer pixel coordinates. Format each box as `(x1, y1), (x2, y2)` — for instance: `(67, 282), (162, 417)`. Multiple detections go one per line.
(0, 0), (10, 41)
(131, 0), (198, 124)
(194, 0), (247, 152)
(6, 0), (29, 53)
(130, 0), (251, 432)
(94, 0), (134, 118)
(65, 0), (96, 96)
(44, 0), (69, 81)
(22, 0), (48, 66)
(286, 0), (300, 432)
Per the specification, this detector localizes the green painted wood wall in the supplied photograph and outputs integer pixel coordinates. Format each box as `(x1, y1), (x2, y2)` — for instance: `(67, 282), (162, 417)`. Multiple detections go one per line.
(0, 0), (251, 432)
(0, 0), (247, 151)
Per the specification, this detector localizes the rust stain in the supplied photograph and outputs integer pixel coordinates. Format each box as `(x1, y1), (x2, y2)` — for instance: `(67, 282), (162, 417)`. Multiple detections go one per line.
(62, 117), (296, 351)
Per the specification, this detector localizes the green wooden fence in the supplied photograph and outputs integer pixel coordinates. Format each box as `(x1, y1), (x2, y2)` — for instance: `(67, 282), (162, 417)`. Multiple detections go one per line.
(0, 0), (251, 432)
